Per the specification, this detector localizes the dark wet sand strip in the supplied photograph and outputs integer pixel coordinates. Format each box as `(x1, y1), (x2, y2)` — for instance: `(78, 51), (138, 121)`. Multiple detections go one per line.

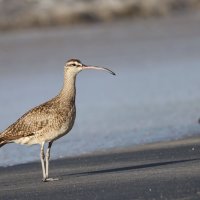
(0, 136), (200, 200)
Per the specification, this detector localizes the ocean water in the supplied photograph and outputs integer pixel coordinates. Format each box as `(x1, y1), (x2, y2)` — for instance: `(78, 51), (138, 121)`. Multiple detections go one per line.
(0, 14), (200, 166)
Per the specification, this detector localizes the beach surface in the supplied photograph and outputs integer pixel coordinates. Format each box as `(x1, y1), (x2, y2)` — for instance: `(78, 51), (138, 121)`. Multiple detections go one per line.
(0, 136), (200, 200)
(1, 12), (200, 166)
(1, 10), (200, 200)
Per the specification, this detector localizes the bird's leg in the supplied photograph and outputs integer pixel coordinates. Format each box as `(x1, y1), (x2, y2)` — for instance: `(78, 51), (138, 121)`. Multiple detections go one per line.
(45, 141), (52, 178)
(40, 142), (46, 181)
(44, 141), (59, 182)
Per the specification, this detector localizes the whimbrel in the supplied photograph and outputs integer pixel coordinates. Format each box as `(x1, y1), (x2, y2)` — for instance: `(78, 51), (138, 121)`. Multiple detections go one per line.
(0, 59), (115, 182)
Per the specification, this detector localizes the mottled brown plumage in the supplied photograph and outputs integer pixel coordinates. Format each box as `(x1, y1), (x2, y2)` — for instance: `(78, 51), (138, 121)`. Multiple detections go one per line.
(0, 59), (115, 182)
(0, 95), (75, 145)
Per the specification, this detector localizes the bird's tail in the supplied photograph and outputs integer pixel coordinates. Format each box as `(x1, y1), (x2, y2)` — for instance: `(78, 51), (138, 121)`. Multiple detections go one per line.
(0, 143), (6, 148)
(0, 134), (7, 148)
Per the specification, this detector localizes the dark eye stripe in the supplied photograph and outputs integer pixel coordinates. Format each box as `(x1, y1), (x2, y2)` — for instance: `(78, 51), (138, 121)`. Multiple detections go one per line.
(66, 59), (83, 67)
(67, 62), (76, 66)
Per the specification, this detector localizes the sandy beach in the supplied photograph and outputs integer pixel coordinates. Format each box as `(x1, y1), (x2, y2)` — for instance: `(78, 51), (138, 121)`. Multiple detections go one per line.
(0, 136), (200, 200)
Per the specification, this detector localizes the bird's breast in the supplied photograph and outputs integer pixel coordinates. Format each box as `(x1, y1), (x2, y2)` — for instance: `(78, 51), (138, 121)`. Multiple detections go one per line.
(53, 105), (76, 140)
(14, 105), (76, 145)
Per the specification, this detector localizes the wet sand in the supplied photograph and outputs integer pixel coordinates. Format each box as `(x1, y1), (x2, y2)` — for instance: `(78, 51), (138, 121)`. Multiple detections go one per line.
(0, 136), (200, 200)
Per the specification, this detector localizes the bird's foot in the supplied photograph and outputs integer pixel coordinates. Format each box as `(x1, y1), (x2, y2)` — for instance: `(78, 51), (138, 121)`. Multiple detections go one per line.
(42, 177), (59, 182)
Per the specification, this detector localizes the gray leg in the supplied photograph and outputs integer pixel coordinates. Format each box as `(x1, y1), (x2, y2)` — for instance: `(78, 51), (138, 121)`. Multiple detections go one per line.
(45, 141), (52, 178)
(44, 141), (59, 182)
(40, 142), (46, 181)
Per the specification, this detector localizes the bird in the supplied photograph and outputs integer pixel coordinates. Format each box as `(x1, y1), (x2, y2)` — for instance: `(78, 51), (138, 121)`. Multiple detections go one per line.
(0, 59), (115, 182)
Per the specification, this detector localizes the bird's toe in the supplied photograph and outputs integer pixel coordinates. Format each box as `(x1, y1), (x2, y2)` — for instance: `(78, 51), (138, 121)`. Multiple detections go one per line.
(42, 177), (59, 182)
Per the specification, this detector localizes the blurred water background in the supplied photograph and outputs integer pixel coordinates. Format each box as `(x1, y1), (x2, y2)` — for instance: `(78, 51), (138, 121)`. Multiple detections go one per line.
(0, 0), (200, 166)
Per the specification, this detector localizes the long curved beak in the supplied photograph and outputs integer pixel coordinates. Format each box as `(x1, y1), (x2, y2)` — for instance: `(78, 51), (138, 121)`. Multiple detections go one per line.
(82, 65), (116, 75)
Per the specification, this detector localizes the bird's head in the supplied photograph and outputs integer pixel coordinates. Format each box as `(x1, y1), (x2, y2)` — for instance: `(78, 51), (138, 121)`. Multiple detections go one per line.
(65, 59), (116, 76)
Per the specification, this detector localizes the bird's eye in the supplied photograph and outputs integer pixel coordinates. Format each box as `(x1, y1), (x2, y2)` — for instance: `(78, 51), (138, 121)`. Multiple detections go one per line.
(72, 64), (76, 66)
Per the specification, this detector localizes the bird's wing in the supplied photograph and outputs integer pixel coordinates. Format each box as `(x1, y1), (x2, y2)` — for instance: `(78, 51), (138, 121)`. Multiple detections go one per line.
(0, 102), (58, 142)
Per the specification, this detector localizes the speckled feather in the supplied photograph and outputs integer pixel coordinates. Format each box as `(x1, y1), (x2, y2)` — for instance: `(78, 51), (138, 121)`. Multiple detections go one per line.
(0, 97), (75, 143)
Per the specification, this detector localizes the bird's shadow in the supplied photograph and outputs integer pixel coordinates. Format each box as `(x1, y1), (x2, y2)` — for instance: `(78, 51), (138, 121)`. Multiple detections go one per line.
(66, 158), (199, 177)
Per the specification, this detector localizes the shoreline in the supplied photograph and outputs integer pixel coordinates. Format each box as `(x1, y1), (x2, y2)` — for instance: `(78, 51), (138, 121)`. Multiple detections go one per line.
(0, 135), (200, 199)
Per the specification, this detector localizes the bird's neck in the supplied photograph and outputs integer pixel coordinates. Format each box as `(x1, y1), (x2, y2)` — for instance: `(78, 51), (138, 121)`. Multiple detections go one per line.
(59, 69), (77, 105)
